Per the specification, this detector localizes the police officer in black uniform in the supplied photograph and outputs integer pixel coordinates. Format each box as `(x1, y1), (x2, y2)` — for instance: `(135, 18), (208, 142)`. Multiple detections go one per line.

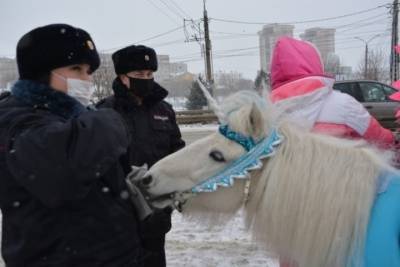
(0, 24), (145, 267)
(97, 45), (185, 267)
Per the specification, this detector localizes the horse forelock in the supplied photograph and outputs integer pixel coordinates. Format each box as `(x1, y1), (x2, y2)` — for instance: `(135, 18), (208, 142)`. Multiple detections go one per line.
(220, 90), (272, 140)
(221, 90), (270, 117)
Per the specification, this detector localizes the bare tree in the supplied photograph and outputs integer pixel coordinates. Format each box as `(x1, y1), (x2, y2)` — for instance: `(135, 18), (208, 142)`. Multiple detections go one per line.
(92, 53), (115, 101)
(214, 71), (254, 97)
(254, 70), (269, 93)
(355, 48), (389, 82)
(324, 53), (341, 77)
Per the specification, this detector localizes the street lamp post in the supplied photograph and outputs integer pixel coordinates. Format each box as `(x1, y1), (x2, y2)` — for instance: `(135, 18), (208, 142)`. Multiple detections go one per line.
(354, 34), (381, 79)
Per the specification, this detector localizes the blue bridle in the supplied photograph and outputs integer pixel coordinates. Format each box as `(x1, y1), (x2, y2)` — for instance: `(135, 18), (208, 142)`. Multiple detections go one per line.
(218, 124), (256, 151)
(191, 124), (283, 193)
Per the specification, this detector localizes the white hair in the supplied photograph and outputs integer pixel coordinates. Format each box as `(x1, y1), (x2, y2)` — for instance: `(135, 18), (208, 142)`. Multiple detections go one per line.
(146, 90), (396, 267)
(245, 123), (392, 267)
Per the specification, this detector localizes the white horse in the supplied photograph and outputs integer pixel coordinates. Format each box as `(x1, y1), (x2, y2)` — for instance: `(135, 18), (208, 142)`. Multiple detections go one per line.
(137, 89), (400, 267)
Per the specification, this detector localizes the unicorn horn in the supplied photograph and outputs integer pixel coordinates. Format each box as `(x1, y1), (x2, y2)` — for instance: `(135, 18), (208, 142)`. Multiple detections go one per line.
(196, 78), (226, 123)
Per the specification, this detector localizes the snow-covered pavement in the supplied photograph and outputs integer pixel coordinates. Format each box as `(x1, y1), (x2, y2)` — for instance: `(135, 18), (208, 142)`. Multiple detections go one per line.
(179, 124), (218, 144)
(0, 212), (277, 267)
(166, 212), (278, 267)
(167, 125), (278, 266)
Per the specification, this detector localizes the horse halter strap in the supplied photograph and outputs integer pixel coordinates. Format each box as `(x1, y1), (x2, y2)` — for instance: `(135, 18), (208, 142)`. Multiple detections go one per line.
(219, 125), (256, 151)
(190, 124), (283, 194)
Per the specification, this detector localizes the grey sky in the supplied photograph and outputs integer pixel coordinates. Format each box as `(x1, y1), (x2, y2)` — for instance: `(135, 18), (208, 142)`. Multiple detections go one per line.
(0, 0), (392, 79)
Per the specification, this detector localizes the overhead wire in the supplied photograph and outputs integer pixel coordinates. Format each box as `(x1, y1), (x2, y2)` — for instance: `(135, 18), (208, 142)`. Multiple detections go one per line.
(209, 4), (389, 25)
(143, 0), (181, 25)
(99, 26), (183, 52)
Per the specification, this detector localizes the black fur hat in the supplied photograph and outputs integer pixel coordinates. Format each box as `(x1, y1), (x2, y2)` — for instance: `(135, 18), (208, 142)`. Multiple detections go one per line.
(112, 45), (158, 74)
(16, 23), (100, 80)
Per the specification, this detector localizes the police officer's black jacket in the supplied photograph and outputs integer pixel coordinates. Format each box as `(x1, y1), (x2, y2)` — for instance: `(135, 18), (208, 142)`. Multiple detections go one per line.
(97, 79), (185, 168)
(0, 80), (144, 267)
(97, 78), (185, 267)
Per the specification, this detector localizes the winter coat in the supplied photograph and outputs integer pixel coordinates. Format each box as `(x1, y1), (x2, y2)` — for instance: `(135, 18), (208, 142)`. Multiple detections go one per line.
(97, 78), (185, 267)
(0, 80), (144, 267)
(270, 36), (394, 147)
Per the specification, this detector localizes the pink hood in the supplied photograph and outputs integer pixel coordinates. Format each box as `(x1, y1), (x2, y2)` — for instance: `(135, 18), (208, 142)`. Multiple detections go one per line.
(270, 36), (327, 90)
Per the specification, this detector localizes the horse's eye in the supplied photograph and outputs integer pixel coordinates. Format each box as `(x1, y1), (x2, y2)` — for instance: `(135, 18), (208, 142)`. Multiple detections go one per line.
(209, 150), (226, 162)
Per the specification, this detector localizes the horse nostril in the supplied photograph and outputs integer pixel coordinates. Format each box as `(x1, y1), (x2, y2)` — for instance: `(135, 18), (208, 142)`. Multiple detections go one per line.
(141, 175), (153, 187)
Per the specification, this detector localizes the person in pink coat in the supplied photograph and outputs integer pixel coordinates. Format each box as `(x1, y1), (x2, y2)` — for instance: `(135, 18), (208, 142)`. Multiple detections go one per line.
(269, 36), (394, 148)
(269, 36), (395, 267)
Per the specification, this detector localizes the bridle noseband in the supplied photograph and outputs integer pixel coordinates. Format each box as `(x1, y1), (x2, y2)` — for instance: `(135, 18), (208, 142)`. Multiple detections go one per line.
(167, 124), (283, 211)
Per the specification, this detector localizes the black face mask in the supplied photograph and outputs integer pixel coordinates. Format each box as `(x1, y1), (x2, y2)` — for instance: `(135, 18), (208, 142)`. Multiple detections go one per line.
(128, 77), (154, 98)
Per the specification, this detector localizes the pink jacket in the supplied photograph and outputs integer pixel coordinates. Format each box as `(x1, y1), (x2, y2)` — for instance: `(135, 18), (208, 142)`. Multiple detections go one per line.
(270, 37), (394, 147)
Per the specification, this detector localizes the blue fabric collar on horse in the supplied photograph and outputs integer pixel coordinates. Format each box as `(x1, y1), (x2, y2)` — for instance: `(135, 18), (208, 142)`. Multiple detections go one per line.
(219, 124), (256, 151)
(191, 125), (283, 193)
(11, 80), (86, 119)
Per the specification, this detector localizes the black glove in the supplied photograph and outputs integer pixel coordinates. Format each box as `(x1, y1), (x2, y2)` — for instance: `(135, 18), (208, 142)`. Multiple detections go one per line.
(140, 207), (173, 238)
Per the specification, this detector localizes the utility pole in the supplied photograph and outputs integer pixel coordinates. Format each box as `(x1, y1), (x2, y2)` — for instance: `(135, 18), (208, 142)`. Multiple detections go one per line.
(364, 43), (368, 79)
(355, 34), (381, 79)
(391, 0), (399, 82)
(203, 0), (214, 95)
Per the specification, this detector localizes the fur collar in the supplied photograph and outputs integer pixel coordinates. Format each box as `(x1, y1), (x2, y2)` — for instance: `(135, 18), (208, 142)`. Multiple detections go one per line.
(11, 80), (86, 119)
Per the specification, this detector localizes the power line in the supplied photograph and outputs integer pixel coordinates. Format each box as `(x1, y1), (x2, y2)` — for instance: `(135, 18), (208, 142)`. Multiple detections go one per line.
(172, 41), (390, 64)
(334, 12), (390, 29)
(209, 27), (390, 40)
(169, 32), (391, 63)
(157, 0), (185, 19)
(291, 13), (390, 33)
(148, 38), (186, 48)
(135, 26), (183, 44)
(171, 46), (261, 60)
(337, 28), (391, 36)
(336, 18), (391, 33)
(143, 0), (181, 25)
(211, 30), (256, 36)
(207, 14), (390, 39)
(99, 26), (183, 53)
(210, 4), (389, 25)
(169, 0), (192, 19)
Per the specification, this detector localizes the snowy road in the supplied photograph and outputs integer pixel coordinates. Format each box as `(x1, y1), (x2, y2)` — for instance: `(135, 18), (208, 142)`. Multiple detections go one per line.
(0, 125), (278, 266)
(167, 125), (278, 266)
(166, 212), (278, 267)
(180, 124), (218, 144)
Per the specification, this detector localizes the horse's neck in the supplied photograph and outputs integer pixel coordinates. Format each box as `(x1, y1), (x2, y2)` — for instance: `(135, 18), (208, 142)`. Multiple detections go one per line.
(242, 125), (382, 267)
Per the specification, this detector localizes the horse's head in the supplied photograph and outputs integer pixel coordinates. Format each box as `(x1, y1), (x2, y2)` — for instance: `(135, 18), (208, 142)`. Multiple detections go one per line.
(140, 91), (272, 212)
(136, 83), (390, 267)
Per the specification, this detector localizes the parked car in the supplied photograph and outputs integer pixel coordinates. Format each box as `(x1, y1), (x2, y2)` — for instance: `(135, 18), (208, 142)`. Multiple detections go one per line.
(333, 80), (400, 130)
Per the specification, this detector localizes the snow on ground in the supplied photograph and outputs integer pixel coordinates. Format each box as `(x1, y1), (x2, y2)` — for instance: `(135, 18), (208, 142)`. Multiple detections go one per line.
(179, 124), (218, 144)
(0, 124), (277, 266)
(179, 123), (219, 132)
(166, 212), (278, 267)
(0, 212), (277, 267)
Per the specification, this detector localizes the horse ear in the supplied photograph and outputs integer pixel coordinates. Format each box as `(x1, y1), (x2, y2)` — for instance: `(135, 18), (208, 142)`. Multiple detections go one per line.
(248, 103), (265, 139)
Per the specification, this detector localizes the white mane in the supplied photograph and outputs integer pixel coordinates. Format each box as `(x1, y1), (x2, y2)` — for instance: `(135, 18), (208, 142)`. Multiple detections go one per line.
(147, 90), (395, 267)
(246, 123), (387, 267)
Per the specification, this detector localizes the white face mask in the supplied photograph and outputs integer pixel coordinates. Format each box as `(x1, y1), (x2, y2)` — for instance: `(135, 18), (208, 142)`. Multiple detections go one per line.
(52, 72), (95, 106)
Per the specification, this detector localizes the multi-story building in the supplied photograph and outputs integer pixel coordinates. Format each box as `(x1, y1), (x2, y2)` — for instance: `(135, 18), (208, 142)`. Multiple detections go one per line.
(0, 57), (18, 89)
(300, 27), (336, 65)
(258, 24), (294, 72)
(155, 55), (188, 81)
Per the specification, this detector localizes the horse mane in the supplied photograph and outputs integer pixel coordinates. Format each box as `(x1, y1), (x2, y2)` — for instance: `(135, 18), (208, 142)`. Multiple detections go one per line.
(178, 90), (395, 266)
(245, 122), (392, 267)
